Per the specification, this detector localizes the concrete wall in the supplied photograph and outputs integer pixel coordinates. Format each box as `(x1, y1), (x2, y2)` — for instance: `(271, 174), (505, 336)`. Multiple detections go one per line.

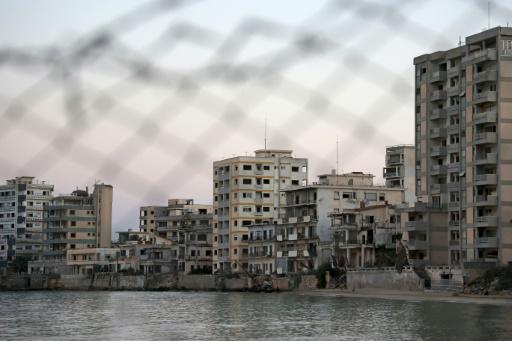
(347, 268), (424, 291)
(178, 274), (217, 290)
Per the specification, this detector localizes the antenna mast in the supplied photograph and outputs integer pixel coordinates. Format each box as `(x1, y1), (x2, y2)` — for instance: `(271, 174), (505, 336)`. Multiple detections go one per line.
(264, 114), (268, 150)
(336, 135), (339, 175)
(488, 1), (491, 29)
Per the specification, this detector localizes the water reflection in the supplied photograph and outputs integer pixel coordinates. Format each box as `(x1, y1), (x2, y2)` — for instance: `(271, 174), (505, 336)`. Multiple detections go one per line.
(0, 291), (511, 340)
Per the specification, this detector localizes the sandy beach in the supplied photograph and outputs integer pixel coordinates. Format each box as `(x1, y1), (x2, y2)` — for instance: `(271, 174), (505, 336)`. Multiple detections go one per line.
(299, 288), (512, 306)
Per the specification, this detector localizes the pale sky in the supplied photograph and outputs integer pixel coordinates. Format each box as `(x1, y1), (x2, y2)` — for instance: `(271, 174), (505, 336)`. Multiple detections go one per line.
(0, 0), (509, 236)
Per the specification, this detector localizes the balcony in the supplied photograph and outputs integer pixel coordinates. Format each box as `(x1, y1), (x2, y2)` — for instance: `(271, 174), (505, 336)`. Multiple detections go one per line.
(448, 181), (463, 190)
(430, 183), (447, 193)
(448, 201), (460, 209)
(447, 162), (460, 171)
(407, 239), (428, 250)
(462, 48), (497, 64)
(383, 167), (400, 179)
(430, 71), (447, 83)
(447, 143), (460, 153)
(474, 195), (498, 206)
(447, 67), (460, 77)
(430, 127), (447, 139)
(473, 132), (497, 145)
(430, 146), (447, 157)
(473, 91), (497, 104)
(473, 110), (497, 125)
(430, 164), (447, 175)
(446, 105), (460, 115)
(474, 215), (498, 227)
(430, 90), (447, 102)
(386, 155), (402, 165)
(430, 108), (447, 120)
(446, 86), (460, 97)
(405, 221), (428, 232)
(474, 174), (497, 186)
(476, 237), (498, 248)
(473, 70), (497, 84)
(447, 124), (460, 134)
(474, 153), (497, 165)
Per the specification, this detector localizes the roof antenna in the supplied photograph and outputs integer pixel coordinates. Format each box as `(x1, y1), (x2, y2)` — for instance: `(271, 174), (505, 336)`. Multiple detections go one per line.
(488, 1), (491, 29)
(264, 113), (268, 150)
(458, 35), (462, 47)
(336, 135), (339, 176)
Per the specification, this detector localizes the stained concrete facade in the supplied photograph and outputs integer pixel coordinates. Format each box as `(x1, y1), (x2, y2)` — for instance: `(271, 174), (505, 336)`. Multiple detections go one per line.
(413, 27), (512, 266)
(0, 177), (53, 262)
(42, 183), (113, 261)
(212, 149), (308, 273)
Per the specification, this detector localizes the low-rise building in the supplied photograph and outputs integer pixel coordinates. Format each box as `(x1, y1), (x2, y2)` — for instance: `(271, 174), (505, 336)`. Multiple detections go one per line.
(282, 171), (405, 264)
(247, 223), (275, 274)
(140, 199), (213, 273)
(329, 203), (402, 268)
(275, 216), (318, 274)
(42, 183), (113, 261)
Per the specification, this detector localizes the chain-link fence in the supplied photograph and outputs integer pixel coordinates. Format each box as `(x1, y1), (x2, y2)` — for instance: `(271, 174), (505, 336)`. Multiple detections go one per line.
(0, 0), (510, 229)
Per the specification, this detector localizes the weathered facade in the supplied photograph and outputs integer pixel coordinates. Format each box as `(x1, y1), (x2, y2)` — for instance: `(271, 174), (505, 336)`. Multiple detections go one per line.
(0, 176), (53, 263)
(212, 149), (308, 273)
(413, 27), (512, 265)
(42, 183), (113, 261)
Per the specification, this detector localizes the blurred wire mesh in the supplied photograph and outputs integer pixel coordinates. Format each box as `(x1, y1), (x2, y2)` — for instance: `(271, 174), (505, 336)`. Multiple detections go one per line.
(0, 0), (510, 228)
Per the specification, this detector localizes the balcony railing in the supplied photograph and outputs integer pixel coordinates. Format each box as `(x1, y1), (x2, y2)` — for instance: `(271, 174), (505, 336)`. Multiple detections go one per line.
(473, 132), (497, 145)
(473, 70), (497, 83)
(474, 174), (497, 186)
(407, 239), (428, 250)
(473, 91), (497, 104)
(473, 110), (497, 125)
(430, 71), (447, 83)
(430, 127), (447, 139)
(430, 108), (447, 120)
(430, 183), (447, 193)
(474, 215), (498, 227)
(430, 165), (447, 174)
(430, 146), (447, 156)
(430, 90), (447, 102)
(474, 195), (498, 206)
(405, 221), (428, 231)
(476, 237), (498, 248)
(474, 152), (497, 165)
(462, 48), (497, 64)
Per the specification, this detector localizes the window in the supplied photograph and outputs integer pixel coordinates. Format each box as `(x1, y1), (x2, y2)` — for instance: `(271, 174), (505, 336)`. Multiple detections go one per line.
(263, 165), (270, 170)
(291, 180), (299, 185)
(364, 192), (377, 201)
(263, 179), (270, 184)
(379, 193), (385, 201)
(243, 207), (252, 212)
(242, 179), (252, 185)
(334, 191), (340, 200)
(292, 166), (299, 172)
(342, 192), (356, 199)
(243, 165), (252, 171)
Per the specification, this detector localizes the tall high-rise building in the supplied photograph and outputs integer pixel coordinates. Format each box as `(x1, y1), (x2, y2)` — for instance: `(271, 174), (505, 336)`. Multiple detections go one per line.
(212, 149), (308, 273)
(42, 183), (113, 261)
(412, 27), (512, 266)
(0, 176), (53, 262)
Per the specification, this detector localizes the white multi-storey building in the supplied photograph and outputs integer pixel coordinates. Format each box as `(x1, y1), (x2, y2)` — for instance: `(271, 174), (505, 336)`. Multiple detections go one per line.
(212, 149), (308, 273)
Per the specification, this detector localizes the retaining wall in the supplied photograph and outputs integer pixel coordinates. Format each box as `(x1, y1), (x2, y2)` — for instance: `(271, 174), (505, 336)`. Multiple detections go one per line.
(347, 268), (424, 291)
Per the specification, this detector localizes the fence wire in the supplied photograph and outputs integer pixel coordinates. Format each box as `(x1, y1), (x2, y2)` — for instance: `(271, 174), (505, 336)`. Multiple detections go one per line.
(0, 0), (509, 228)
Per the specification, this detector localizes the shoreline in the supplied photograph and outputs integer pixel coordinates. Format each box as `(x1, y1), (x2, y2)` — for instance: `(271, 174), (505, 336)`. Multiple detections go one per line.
(299, 288), (512, 306)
